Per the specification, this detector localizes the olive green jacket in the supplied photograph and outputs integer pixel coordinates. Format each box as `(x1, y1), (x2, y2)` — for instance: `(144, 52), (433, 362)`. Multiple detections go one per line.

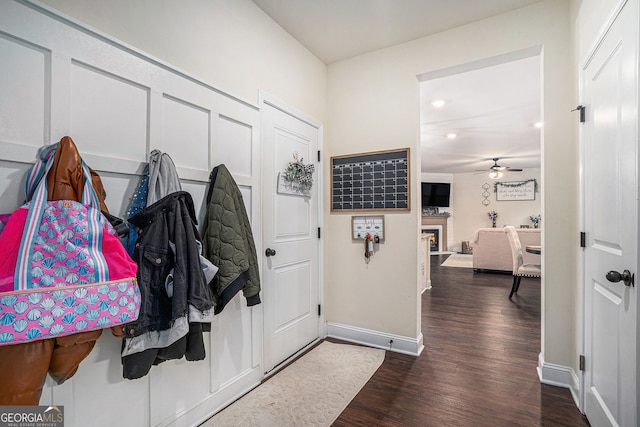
(202, 164), (261, 314)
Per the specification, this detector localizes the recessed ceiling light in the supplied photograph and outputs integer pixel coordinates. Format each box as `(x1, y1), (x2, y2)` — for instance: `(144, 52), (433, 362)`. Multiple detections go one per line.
(431, 99), (445, 108)
(446, 133), (457, 139)
(534, 122), (543, 128)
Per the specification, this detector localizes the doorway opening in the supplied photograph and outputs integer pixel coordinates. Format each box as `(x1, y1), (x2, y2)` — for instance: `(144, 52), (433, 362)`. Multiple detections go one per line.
(416, 46), (544, 351)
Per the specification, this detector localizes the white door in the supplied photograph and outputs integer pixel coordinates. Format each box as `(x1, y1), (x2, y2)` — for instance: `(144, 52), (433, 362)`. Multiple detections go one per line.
(262, 100), (320, 373)
(583, 1), (638, 426)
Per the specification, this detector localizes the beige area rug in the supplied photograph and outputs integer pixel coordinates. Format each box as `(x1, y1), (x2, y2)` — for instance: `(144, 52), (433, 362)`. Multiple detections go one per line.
(440, 253), (473, 268)
(201, 341), (385, 427)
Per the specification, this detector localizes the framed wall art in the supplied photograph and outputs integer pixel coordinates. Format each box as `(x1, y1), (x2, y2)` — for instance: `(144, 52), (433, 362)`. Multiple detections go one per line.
(495, 179), (537, 201)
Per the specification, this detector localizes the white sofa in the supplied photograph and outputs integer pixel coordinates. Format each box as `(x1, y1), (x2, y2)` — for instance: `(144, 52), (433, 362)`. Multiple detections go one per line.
(469, 227), (541, 272)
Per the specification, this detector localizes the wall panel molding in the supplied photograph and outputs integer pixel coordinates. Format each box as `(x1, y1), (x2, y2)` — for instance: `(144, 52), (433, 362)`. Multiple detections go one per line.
(0, 2), (262, 425)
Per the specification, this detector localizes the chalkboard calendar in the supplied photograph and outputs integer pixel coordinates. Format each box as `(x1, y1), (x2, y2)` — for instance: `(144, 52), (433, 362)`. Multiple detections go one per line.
(331, 148), (410, 212)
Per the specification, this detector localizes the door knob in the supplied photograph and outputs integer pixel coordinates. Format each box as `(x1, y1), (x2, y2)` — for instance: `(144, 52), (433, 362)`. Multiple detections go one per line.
(606, 269), (635, 287)
(265, 248), (276, 257)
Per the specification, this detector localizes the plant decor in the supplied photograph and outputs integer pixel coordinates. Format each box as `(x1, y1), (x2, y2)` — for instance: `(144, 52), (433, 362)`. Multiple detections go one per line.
(283, 152), (315, 192)
(529, 214), (541, 228)
(493, 178), (538, 193)
(487, 210), (498, 228)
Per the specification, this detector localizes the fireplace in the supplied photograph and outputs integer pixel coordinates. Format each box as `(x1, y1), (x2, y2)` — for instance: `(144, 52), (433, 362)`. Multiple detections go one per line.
(422, 226), (442, 252)
(421, 215), (448, 252)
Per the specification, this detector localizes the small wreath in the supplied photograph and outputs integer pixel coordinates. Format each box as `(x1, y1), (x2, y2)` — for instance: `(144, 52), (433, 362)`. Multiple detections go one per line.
(283, 153), (315, 192)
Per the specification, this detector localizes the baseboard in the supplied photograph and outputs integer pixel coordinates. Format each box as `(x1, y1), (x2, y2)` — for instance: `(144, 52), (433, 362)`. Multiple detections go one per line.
(167, 366), (262, 427)
(537, 353), (581, 411)
(326, 322), (424, 356)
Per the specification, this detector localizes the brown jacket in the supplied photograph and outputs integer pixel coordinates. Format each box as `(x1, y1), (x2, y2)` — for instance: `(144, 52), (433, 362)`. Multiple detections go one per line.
(0, 136), (109, 405)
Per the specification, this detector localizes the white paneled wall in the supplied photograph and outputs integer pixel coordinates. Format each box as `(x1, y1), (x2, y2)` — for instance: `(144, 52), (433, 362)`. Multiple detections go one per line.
(0, 34), (48, 145)
(0, 2), (262, 426)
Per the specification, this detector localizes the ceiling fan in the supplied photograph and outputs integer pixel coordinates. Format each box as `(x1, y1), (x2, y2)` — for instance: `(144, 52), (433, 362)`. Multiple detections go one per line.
(479, 158), (523, 179)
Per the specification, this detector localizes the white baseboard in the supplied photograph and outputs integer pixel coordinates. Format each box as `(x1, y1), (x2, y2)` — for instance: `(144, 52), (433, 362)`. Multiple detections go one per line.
(326, 322), (424, 356)
(537, 353), (581, 411)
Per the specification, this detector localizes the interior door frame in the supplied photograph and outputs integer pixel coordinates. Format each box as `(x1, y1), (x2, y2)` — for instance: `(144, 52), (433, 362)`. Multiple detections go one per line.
(578, 0), (639, 414)
(258, 92), (325, 373)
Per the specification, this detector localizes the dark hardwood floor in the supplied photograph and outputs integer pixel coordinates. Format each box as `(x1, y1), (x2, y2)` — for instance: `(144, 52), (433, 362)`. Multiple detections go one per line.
(333, 254), (590, 427)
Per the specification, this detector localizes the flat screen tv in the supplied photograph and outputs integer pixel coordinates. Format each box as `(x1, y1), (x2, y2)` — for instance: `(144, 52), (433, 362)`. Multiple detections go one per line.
(421, 182), (450, 207)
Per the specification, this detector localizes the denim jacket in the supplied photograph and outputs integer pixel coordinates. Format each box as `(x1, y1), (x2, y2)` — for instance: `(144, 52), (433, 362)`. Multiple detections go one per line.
(121, 191), (215, 379)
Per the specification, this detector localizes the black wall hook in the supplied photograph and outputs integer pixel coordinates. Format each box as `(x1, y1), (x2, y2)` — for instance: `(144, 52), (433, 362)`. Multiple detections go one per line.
(571, 105), (585, 123)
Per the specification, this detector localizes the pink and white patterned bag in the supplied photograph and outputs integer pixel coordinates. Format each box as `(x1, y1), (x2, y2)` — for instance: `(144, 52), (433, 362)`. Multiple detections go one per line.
(0, 152), (140, 346)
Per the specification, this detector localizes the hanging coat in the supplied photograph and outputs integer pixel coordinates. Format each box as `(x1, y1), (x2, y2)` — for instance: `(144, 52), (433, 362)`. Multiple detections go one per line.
(121, 151), (216, 379)
(202, 164), (261, 314)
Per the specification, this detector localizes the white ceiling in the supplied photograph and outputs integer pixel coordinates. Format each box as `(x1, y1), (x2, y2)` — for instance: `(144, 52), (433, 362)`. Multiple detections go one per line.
(420, 53), (541, 175)
(250, 0), (543, 175)
(250, 0), (542, 64)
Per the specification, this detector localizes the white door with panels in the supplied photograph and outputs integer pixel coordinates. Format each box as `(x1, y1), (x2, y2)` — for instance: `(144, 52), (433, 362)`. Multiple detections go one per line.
(262, 100), (321, 373)
(583, 1), (638, 425)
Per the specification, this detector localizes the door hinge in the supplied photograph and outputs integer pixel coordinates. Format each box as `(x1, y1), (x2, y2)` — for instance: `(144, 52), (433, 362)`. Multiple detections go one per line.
(318, 227), (321, 238)
(317, 150), (321, 162)
(572, 105), (585, 123)
(579, 354), (585, 371)
(580, 232), (586, 248)
(318, 304), (321, 316)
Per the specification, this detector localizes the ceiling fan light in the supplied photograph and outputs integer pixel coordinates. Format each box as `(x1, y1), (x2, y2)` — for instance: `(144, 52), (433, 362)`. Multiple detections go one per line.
(489, 170), (503, 180)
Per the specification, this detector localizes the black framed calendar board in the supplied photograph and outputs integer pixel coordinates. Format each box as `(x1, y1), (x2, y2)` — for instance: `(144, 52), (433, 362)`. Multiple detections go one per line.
(331, 148), (410, 212)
